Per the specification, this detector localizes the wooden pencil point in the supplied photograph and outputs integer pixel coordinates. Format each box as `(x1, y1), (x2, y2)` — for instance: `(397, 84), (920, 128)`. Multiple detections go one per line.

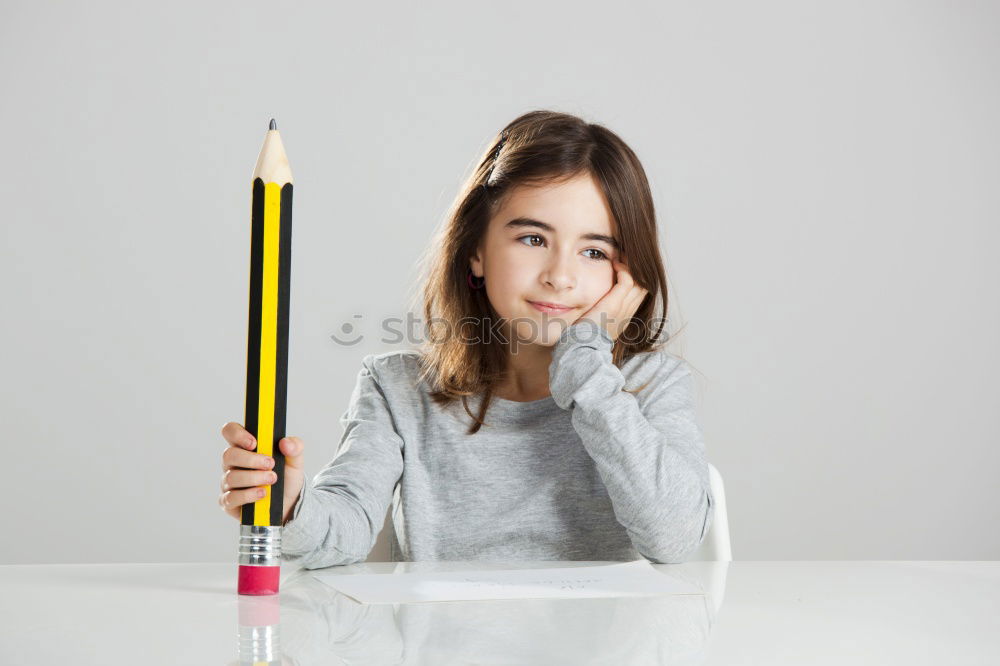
(269, 118), (277, 130)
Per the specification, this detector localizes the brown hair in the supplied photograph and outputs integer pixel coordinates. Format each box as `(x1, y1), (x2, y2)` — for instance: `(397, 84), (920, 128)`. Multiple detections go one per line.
(408, 109), (676, 434)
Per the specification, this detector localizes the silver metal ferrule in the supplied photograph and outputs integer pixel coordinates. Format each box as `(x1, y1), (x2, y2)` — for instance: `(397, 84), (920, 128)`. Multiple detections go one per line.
(239, 525), (282, 566)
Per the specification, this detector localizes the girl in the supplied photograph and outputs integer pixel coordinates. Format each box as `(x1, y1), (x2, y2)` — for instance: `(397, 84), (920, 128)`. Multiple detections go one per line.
(218, 110), (714, 567)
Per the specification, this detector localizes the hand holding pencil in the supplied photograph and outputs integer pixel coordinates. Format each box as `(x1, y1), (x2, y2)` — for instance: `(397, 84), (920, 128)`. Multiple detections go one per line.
(218, 422), (305, 525)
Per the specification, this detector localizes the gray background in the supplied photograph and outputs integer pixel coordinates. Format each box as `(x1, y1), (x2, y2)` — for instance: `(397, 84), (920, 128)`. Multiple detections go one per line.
(2, 0), (997, 564)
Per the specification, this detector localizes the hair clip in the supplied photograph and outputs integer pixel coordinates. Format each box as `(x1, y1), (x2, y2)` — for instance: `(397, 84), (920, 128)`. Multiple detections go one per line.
(484, 130), (509, 186)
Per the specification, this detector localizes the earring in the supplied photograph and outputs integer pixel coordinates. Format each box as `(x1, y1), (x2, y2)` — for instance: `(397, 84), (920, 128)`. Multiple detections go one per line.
(467, 267), (485, 290)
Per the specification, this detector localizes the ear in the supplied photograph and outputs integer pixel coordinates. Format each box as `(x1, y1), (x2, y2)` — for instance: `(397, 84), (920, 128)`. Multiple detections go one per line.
(469, 249), (483, 278)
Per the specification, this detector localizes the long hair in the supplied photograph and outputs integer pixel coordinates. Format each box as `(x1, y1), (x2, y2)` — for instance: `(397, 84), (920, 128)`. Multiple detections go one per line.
(408, 110), (675, 434)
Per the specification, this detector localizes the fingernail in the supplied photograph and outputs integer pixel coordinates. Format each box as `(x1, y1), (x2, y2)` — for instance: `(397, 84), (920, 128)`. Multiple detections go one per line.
(258, 488), (266, 497)
(269, 472), (277, 482)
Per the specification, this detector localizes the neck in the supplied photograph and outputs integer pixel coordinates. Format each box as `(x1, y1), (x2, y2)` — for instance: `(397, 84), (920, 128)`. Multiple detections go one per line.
(494, 343), (554, 402)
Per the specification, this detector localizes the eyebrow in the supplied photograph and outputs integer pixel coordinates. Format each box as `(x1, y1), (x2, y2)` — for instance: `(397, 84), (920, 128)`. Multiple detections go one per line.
(503, 217), (620, 252)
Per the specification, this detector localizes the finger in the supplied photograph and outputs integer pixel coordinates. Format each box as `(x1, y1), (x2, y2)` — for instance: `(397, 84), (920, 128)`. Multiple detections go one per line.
(590, 290), (628, 330)
(615, 261), (635, 289)
(635, 285), (651, 305)
(223, 446), (274, 471)
(608, 261), (632, 295)
(279, 437), (305, 469)
(625, 285), (648, 311)
(622, 299), (644, 327)
(221, 422), (257, 450)
(220, 486), (269, 512)
(611, 275), (635, 307)
(611, 287), (642, 325)
(222, 468), (278, 492)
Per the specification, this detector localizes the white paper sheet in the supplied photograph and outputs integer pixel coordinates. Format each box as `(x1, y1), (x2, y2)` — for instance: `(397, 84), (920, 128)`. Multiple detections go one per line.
(310, 559), (703, 604)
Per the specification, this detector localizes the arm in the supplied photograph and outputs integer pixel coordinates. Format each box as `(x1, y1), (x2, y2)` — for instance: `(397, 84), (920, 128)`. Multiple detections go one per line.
(280, 355), (404, 569)
(548, 319), (714, 564)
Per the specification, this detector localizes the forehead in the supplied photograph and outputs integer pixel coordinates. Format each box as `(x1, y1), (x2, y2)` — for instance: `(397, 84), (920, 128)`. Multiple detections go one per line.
(491, 172), (616, 237)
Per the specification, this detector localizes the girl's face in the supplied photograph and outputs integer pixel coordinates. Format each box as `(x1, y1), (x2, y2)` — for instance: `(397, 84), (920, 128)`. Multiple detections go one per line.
(469, 172), (621, 347)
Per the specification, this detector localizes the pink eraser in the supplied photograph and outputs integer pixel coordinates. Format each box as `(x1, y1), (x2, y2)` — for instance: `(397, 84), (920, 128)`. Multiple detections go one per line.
(238, 564), (281, 596)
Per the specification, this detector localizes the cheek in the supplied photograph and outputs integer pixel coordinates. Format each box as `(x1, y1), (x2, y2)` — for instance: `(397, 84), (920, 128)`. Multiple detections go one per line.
(481, 267), (524, 318)
(580, 272), (615, 301)
(485, 256), (532, 293)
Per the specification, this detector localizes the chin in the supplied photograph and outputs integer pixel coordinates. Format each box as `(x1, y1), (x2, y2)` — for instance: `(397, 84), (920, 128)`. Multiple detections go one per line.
(509, 315), (573, 347)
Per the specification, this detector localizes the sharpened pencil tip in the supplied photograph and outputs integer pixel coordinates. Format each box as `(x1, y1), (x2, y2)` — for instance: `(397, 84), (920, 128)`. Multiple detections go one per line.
(269, 118), (277, 130)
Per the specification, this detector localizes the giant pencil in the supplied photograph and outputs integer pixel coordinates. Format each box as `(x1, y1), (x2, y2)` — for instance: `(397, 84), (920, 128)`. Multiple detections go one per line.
(238, 118), (293, 596)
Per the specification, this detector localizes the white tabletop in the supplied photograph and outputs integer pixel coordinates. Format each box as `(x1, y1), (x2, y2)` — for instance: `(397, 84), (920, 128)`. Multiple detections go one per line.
(1, 560), (996, 664)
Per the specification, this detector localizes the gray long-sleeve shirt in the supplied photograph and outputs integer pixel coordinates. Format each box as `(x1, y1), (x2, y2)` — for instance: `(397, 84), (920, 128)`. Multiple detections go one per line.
(280, 319), (714, 568)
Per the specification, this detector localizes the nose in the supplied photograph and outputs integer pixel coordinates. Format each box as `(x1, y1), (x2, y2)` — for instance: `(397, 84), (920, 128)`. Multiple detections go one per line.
(542, 249), (577, 291)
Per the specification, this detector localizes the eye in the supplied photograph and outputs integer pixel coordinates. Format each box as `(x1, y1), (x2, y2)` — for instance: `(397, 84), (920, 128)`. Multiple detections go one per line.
(517, 234), (545, 247)
(516, 235), (611, 262)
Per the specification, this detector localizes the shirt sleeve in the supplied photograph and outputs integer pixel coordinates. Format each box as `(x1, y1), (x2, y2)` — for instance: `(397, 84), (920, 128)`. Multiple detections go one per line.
(548, 319), (714, 564)
(280, 354), (404, 570)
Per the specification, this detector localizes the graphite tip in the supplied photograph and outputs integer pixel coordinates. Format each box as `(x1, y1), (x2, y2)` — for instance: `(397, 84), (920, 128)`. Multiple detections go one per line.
(269, 118), (277, 130)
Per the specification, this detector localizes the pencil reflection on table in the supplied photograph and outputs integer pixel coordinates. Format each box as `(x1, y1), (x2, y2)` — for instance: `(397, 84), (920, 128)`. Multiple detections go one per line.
(226, 561), (729, 665)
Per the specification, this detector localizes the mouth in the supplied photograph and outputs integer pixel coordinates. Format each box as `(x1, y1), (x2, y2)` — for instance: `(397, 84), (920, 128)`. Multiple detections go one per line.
(527, 300), (575, 314)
